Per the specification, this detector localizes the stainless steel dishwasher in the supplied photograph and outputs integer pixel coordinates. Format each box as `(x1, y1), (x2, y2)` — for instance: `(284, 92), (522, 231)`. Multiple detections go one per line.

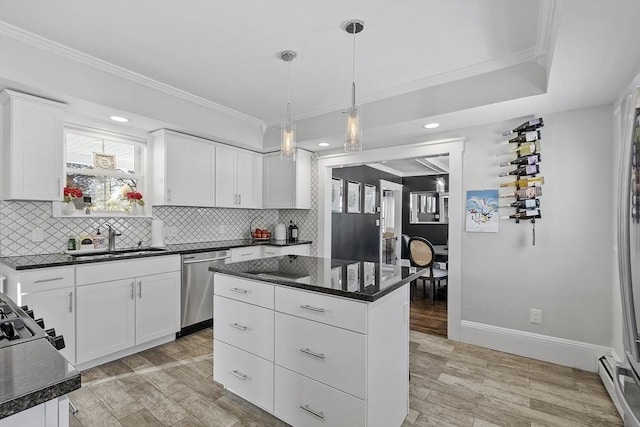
(180, 250), (230, 336)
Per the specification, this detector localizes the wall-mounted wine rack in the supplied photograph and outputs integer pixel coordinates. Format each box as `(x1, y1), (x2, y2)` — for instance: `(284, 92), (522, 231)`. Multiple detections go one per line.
(499, 117), (545, 245)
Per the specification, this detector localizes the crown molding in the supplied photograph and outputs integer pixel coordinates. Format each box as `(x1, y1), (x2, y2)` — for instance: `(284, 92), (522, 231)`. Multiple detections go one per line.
(286, 46), (541, 125)
(534, 0), (556, 68)
(0, 21), (266, 131)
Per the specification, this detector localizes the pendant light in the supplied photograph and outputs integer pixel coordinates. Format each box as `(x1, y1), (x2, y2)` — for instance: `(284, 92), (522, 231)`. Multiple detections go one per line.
(280, 50), (297, 161)
(344, 19), (364, 152)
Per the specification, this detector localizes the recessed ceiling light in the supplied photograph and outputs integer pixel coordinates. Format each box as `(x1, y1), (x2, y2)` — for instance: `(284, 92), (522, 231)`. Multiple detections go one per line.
(110, 115), (129, 123)
(423, 122), (440, 129)
(318, 142), (330, 147)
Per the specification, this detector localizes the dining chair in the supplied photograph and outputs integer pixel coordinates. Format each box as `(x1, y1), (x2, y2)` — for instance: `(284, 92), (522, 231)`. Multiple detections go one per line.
(407, 236), (448, 303)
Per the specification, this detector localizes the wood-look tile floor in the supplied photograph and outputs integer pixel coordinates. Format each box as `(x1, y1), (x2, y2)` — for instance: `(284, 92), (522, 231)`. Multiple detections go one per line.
(68, 328), (622, 427)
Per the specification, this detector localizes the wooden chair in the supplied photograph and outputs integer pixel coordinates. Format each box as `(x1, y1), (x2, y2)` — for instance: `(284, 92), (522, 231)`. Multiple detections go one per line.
(407, 236), (448, 304)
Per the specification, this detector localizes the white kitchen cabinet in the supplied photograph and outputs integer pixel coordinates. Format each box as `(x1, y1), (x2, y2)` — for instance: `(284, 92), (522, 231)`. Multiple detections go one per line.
(213, 273), (410, 427)
(261, 244), (311, 258)
(21, 287), (76, 365)
(0, 89), (65, 201)
(0, 265), (76, 364)
(76, 278), (136, 364)
(0, 397), (69, 427)
(151, 129), (215, 207)
(75, 256), (181, 366)
(263, 149), (311, 209)
(229, 245), (262, 263)
(215, 145), (262, 208)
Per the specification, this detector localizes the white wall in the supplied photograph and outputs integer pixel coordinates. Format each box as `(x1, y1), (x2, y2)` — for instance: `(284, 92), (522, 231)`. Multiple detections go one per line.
(460, 106), (614, 347)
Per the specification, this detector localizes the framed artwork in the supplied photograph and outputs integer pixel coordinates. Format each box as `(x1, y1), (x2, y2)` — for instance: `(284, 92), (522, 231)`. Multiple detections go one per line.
(331, 178), (343, 213)
(465, 189), (499, 233)
(364, 184), (376, 214)
(346, 262), (360, 292)
(93, 153), (116, 171)
(347, 181), (361, 213)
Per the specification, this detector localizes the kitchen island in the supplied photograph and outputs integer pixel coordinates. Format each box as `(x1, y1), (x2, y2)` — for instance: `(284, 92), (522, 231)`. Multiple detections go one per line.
(210, 255), (426, 427)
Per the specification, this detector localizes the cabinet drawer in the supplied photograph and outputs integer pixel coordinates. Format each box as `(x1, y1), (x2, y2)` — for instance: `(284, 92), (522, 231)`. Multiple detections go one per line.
(76, 255), (180, 285)
(275, 286), (367, 333)
(284, 244), (310, 256)
(214, 274), (274, 309)
(18, 266), (74, 292)
(261, 246), (282, 258)
(229, 246), (262, 263)
(275, 312), (366, 398)
(275, 365), (365, 427)
(214, 340), (274, 413)
(214, 296), (274, 361)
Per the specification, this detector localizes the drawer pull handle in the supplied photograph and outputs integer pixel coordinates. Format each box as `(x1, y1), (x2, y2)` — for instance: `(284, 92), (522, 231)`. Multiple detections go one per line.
(230, 323), (248, 331)
(299, 348), (325, 359)
(299, 404), (325, 419)
(230, 288), (248, 294)
(34, 277), (64, 284)
(229, 370), (247, 381)
(300, 304), (325, 313)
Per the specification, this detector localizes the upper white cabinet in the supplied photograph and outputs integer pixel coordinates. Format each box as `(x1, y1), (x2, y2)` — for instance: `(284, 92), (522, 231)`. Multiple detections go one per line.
(0, 89), (65, 201)
(150, 129), (215, 207)
(215, 145), (262, 208)
(263, 149), (311, 209)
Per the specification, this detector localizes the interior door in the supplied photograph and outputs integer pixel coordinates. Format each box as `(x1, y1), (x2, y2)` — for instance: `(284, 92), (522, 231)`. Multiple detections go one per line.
(379, 180), (403, 265)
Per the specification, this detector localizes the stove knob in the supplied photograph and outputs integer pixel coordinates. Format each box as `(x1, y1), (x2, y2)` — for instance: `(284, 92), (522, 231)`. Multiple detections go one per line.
(35, 318), (45, 329)
(48, 335), (65, 351)
(24, 309), (34, 319)
(45, 328), (56, 337)
(20, 305), (29, 311)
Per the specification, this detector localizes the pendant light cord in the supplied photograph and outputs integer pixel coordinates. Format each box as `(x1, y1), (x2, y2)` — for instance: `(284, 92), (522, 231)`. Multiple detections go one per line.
(351, 25), (357, 107)
(287, 58), (292, 123)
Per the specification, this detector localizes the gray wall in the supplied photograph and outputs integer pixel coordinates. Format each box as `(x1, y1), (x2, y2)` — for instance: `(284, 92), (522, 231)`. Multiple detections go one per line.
(401, 174), (449, 251)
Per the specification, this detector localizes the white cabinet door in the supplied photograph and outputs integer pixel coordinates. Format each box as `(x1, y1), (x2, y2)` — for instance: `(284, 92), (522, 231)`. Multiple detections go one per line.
(21, 287), (76, 364)
(215, 145), (238, 208)
(0, 90), (65, 201)
(135, 271), (180, 345)
(151, 129), (215, 207)
(263, 149), (311, 209)
(236, 150), (262, 208)
(76, 279), (135, 364)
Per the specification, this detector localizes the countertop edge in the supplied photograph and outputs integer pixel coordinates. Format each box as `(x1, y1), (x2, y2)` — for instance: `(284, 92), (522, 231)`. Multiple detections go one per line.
(0, 373), (81, 420)
(1, 240), (313, 270)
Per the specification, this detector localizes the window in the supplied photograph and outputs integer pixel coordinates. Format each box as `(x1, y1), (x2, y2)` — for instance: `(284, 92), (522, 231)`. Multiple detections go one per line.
(64, 126), (146, 213)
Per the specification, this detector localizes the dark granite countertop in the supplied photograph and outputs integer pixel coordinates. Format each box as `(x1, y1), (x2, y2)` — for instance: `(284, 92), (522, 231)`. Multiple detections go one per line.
(210, 255), (427, 302)
(0, 294), (81, 420)
(0, 240), (312, 270)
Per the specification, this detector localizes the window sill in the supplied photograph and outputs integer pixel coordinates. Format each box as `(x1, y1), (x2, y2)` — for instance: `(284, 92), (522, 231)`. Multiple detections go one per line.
(51, 202), (151, 218)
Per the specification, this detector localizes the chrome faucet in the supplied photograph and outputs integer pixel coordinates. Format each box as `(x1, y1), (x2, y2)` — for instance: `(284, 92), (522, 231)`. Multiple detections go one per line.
(105, 223), (121, 251)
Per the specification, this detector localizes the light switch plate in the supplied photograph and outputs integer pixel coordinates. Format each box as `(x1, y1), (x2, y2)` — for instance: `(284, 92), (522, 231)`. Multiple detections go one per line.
(31, 228), (44, 242)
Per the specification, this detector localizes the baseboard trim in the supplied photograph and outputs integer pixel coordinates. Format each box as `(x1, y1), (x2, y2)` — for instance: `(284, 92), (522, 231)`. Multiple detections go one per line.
(459, 320), (612, 372)
(75, 334), (175, 371)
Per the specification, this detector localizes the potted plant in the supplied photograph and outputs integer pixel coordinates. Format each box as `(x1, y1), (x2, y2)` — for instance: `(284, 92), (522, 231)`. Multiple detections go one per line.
(126, 191), (145, 215)
(62, 187), (83, 215)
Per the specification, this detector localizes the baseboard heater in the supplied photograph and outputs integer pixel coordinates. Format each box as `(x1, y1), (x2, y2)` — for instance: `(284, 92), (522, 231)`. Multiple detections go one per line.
(598, 355), (624, 418)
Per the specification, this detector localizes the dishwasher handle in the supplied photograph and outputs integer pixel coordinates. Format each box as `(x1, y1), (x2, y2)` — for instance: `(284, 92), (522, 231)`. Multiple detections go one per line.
(183, 256), (230, 264)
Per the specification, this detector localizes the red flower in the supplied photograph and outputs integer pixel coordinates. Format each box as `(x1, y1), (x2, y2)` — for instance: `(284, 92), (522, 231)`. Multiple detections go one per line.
(126, 191), (145, 206)
(63, 187), (82, 202)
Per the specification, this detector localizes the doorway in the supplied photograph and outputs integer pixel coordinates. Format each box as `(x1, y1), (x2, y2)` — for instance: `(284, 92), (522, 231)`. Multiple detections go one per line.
(380, 180), (403, 266)
(317, 138), (464, 341)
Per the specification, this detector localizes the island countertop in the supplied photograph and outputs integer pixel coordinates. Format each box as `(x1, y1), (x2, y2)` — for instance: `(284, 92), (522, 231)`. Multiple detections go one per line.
(210, 255), (426, 302)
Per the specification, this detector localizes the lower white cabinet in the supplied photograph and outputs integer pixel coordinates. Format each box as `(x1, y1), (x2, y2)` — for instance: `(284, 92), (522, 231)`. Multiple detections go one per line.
(0, 396), (69, 427)
(75, 256), (180, 366)
(213, 273), (410, 427)
(261, 244), (310, 258)
(21, 287), (76, 364)
(229, 246), (262, 263)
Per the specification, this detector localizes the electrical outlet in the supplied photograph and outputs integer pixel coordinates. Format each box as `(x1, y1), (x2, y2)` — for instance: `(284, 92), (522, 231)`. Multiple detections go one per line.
(530, 308), (542, 324)
(218, 224), (226, 235)
(164, 226), (178, 237)
(31, 228), (44, 242)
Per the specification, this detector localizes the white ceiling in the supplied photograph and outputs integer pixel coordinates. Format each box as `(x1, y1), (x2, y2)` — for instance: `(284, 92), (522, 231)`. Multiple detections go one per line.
(0, 0), (639, 153)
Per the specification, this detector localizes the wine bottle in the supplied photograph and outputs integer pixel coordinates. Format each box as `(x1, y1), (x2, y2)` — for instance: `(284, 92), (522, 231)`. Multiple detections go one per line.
(498, 165), (539, 177)
(499, 153), (541, 167)
(499, 176), (545, 188)
(506, 141), (541, 156)
(508, 130), (541, 143)
(501, 209), (540, 219)
(500, 187), (543, 199)
(502, 117), (544, 136)
(508, 199), (540, 209)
